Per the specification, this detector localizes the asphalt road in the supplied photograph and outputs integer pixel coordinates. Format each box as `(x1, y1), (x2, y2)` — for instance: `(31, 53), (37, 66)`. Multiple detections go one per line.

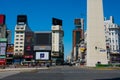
(1, 66), (120, 80)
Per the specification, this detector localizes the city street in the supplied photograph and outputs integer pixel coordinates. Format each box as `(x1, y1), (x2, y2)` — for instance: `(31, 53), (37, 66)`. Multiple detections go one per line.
(0, 66), (120, 80)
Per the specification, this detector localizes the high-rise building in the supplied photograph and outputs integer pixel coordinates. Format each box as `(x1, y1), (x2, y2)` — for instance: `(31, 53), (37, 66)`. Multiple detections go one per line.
(51, 18), (64, 65)
(0, 15), (6, 38)
(104, 16), (120, 63)
(14, 15), (33, 64)
(0, 14), (7, 65)
(72, 18), (84, 61)
(86, 0), (108, 67)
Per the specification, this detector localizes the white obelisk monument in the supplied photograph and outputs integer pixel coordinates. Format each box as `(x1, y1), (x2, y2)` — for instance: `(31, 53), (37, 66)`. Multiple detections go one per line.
(86, 0), (108, 67)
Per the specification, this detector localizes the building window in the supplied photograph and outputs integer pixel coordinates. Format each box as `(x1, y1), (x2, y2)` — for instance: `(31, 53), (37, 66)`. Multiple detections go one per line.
(19, 31), (23, 34)
(15, 46), (18, 48)
(15, 49), (18, 51)
(16, 42), (18, 44)
(16, 35), (19, 37)
(20, 49), (22, 51)
(112, 32), (114, 35)
(109, 33), (111, 35)
(16, 32), (19, 34)
(21, 27), (24, 29)
(20, 39), (22, 40)
(110, 40), (111, 43)
(112, 40), (114, 43)
(16, 39), (19, 40)
(17, 27), (19, 29)
(116, 45), (118, 50)
(20, 35), (23, 37)
(113, 45), (114, 50)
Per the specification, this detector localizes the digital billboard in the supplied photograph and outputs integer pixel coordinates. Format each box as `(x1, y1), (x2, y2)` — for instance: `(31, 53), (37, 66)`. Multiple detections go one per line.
(0, 15), (5, 25)
(17, 15), (27, 24)
(52, 18), (62, 26)
(36, 52), (49, 60)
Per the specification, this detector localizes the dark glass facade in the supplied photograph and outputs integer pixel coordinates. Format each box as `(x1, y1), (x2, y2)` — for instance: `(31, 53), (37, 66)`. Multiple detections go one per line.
(34, 32), (51, 46)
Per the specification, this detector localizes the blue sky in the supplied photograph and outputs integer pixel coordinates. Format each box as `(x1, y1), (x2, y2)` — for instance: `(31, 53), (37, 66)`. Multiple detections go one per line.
(0, 0), (120, 58)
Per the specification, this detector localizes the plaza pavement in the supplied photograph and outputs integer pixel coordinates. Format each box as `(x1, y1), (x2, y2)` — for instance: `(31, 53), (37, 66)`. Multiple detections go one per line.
(0, 67), (49, 79)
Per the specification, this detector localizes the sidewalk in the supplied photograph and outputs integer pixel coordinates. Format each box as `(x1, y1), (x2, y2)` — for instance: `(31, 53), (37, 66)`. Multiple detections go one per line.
(0, 67), (48, 72)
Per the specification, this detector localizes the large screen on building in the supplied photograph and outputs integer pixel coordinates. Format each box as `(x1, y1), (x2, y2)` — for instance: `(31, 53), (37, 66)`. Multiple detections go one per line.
(36, 52), (49, 60)
(17, 15), (27, 24)
(52, 18), (62, 26)
(35, 33), (51, 45)
(0, 15), (5, 25)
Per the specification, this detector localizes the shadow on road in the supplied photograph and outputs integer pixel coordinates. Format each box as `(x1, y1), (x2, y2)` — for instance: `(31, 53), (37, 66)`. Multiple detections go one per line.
(95, 77), (120, 80)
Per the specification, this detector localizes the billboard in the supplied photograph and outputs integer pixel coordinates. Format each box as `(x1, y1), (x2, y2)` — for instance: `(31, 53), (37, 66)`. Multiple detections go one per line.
(0, 47), (6, 55)
(24, 55), (33, 58)
(52, 18), (62, 26)
(17, 15), (27, 24)
(0, 43), (6, 47)
(0, 38), (7, 42)
(6, 44), (14, 54)
(0, 15), (5, 25)
(36, 52), (49, 60)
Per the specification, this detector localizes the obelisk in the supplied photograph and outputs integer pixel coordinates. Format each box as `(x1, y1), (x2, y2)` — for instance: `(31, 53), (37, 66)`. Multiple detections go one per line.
(86, 0), (108, 67)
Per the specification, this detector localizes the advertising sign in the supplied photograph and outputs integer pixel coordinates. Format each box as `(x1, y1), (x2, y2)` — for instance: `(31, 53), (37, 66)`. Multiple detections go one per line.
(52, 18), (62, 26)
(24, 55), (33, 58)
(0, 15), (5, 25)
(25, 32), (33, 44)
(0, 38), (7, 42)
(6, 44), (14, 54)
(17, 15), (27, 25)
(25, 45), (32, 51)
(36, 52), (49, 60)
(0, 47), (6, 55)
(100, 49), (106, 53)
(0, 56), (6, 58)
(14, 59), (21, 63)
(0, 43), (6, 47)
(0, 59), (6, 65)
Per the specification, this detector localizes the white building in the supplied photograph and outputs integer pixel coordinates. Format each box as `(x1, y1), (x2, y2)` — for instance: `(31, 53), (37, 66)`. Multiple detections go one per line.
(104, 16), (120, 63)
(14, 15), (31, 56)
(104, 16), (120, 54)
